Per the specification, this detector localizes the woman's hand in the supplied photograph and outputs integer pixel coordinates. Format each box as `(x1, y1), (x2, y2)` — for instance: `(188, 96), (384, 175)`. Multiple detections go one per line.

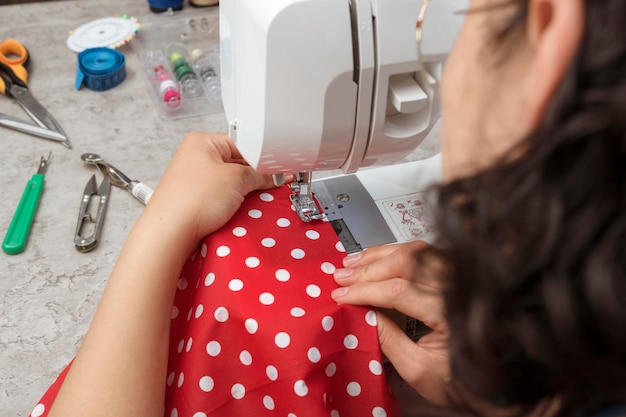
(143, 132), (278, 255)
(331, 241), (451, 405)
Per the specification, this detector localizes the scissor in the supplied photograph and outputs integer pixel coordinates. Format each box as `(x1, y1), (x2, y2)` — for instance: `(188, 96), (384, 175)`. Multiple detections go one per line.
(0, 38), (72, 149)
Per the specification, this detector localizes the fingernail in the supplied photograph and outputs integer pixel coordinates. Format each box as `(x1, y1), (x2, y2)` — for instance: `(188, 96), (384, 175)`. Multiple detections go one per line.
(333, 268), (353, 279)
(343, 252), (362, 267)
(331, 287), (349, 299)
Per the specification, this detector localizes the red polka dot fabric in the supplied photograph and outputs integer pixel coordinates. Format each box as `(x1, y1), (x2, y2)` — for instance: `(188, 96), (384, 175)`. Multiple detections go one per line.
(29, 186), (400, 417)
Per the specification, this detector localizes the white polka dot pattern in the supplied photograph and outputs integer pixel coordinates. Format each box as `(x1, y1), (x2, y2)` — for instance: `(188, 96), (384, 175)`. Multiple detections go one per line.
(228, 279), (244, 291)
(30, 404), (45, 417)
(216, 246), (231, 257)
(294, 380), (308, 397)
(290, 307), (305, 317)
(369, 360), (384, 376)
(305, 230), (320, 240)
(245, 318), (258, 334)
(206, 341), (221, 357)
(27, 188), (398, 417)
(322, 316), (334, 331)
(274, 331), (290, 348)
(239, 350), (252, 365)
(266, 365), (278, 381)
(213, 307), (229, 322)
(263, 395), (275, 410)
(231, 383), (245, 399)
(204, 272), (215, 286)
(232, 227), (247, 237)
(261, 237), (276, 248)
(199, 376), (214, 392)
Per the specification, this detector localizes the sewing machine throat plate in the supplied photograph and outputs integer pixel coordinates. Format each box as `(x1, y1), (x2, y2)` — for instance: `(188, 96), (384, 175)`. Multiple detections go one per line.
(312, 175), (396, 253)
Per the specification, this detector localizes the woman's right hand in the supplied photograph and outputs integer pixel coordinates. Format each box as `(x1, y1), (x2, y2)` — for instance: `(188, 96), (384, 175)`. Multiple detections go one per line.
(331, 241), (451, 405)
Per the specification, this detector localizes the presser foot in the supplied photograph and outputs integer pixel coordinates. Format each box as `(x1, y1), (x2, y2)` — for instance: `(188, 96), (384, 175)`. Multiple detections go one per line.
(289, 171), (326, 222)
(289, 193), (325, 222)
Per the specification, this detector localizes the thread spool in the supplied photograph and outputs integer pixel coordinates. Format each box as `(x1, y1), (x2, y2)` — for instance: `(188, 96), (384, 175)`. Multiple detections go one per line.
(148, 0), (183, 13)
(153, 64), (181, 108)
(166, 43), (202, 97)
(141, 51), (182, 108)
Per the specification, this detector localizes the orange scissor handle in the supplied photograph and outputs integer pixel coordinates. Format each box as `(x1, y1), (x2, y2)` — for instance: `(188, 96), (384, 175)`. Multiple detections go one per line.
(0, 39), (29, 86)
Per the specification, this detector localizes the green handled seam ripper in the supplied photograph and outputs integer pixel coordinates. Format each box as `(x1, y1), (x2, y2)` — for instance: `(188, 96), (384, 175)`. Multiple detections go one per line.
(2, 153), (51, 254)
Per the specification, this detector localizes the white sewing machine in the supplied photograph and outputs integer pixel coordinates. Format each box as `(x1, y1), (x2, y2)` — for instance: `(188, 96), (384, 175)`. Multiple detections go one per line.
(219, 0), (466, 252)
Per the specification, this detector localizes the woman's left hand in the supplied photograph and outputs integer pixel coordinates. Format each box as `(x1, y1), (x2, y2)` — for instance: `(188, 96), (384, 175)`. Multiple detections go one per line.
(331, 241), (451, 405)
(48, 132), (281, 417)
(142, 132), (279, 256)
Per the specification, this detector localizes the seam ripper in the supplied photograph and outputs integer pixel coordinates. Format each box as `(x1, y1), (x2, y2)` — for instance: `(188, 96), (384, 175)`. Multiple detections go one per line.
(2, 153), (51, 254)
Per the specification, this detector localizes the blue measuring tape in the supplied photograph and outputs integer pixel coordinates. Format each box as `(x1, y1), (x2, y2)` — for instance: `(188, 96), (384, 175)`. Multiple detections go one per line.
(75, 47), (126, 92)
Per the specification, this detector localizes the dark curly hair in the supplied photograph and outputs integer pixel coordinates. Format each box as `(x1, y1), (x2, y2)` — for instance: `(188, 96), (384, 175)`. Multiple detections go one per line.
(434, 1), (626, 416)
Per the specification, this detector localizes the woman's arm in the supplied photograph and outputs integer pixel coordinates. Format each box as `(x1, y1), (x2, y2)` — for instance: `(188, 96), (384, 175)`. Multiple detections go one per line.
(49, 133), (276, 417)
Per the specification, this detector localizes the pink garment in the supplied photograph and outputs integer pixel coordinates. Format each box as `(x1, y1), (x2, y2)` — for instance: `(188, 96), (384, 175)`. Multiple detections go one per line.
(29, 186), (400, 417)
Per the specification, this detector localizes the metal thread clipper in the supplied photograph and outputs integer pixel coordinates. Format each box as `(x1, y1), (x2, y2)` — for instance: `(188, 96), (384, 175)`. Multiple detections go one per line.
(74, 174), (110, 253)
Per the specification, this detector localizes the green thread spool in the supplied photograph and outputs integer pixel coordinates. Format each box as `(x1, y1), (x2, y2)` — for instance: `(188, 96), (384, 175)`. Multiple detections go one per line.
(168, 51), (201, 96)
